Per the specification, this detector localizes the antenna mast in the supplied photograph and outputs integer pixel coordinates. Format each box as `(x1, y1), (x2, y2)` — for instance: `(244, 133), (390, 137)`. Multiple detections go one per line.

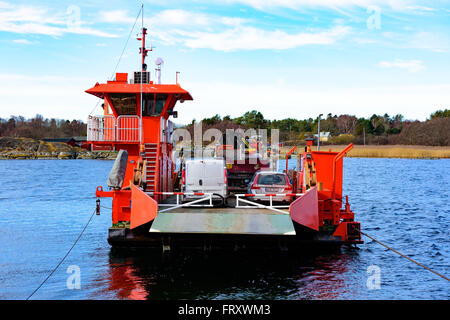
(138, 4), (150, 144)
(138, 8), (151, 71)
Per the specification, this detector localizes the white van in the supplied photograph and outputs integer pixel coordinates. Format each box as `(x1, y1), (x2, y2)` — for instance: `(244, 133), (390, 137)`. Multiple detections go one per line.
(182, 159), (227, 199)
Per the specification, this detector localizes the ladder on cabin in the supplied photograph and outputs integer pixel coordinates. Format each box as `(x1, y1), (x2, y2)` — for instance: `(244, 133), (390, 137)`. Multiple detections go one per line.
(144, 143), (158, 193)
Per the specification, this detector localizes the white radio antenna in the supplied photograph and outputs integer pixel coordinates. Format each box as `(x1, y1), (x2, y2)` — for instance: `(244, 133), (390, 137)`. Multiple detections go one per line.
(155, 57), (164, 84)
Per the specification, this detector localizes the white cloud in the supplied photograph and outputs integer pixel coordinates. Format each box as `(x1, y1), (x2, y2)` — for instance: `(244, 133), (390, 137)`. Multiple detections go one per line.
(12, 39), (34, 44)
(379, 31), (450, 53)
(0, 1), (13, 9)
(405, 5), (436, 12)
(224, 0), (414, 10)
(0, 2), (117, 37)
(99, 8), (237, 28)
(98, 9), (253, 48)
(149, 9), (217, 27)
(378, 59), (425, 72)
(98, 10), (136, 24)
(181, 25), (351, 51)
(113, 9), (350, 51)
(408, 32), (450, 53)
(93, 8), (353, 51)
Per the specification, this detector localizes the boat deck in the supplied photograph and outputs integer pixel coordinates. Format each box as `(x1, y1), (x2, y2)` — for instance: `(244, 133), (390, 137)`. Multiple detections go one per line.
(151, 207), (295, 236)
(151, 195), (295, 236)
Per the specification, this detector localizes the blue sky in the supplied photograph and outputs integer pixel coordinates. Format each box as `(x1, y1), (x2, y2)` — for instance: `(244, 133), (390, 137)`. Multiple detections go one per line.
(0, 0), (449, 124)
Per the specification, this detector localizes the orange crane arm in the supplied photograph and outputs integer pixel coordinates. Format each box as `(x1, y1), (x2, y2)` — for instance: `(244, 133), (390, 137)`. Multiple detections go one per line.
(286, 146), (297, 173)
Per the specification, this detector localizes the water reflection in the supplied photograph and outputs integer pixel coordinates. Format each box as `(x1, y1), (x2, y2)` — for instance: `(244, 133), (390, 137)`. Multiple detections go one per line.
(107, 257), (149, 300)
(105, 247), (361, 300)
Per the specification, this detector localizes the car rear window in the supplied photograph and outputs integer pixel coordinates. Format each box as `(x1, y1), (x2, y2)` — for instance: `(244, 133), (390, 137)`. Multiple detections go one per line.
(257, 174), (286, 185)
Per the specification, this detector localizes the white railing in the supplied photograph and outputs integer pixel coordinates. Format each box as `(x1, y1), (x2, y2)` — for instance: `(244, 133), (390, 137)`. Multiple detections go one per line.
(87, 115), (140, 142)
(87, 115), (115, 141)
(145, 192), (215, 211)
(234, 193), (303, 214)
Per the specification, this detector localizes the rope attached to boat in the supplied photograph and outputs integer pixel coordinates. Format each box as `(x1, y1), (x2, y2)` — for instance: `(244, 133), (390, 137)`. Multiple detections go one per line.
(358, 228), (449, 282)
(26, 208), (97, 300)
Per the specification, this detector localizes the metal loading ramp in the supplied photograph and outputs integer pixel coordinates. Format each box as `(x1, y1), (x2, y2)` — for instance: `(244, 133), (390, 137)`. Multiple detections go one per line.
(149, 208), (296, 236)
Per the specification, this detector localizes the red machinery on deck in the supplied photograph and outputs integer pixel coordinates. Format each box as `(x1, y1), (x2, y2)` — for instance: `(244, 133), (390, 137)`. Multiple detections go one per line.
(88, 25), (362, 250)
(291, 139), (362, 243)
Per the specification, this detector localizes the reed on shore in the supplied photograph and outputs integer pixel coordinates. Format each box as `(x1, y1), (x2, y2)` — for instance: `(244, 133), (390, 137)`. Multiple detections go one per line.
(280, 145), (450, 159)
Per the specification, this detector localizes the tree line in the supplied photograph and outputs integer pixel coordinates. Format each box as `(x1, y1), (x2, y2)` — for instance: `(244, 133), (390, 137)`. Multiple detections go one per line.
(186, 109), (450, 146)
(1, 109), (449, 146)
(0, 115), (86, 139)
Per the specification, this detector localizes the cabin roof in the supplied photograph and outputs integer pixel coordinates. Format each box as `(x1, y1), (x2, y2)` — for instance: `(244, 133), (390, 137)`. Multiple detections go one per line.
(85, 83), (193, 101)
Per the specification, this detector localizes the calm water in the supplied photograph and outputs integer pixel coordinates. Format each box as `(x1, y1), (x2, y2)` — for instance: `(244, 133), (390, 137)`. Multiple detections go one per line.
(0, 158), (448, 300)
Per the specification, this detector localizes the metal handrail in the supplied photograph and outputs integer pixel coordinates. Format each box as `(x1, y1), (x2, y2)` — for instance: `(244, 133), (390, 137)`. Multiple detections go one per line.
(157, 194), (215, 212)
(235, 196), (290, 214)
(117, 115), (139, 142)
(87, 115), (115, 141)
(87, 115), (141, 142)
(235, 193), (303, 212)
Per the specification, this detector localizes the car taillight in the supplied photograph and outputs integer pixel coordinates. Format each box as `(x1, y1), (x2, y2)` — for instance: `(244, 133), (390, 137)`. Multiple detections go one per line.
(182, 169), (185, 185)
(224, 169), (227, 184)
(284, 182), (293, 192)
(251, 184), (260, 190)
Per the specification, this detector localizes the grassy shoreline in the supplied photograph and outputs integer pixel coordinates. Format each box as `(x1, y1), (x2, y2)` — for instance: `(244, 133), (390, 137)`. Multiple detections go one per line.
(1, 136), (449, 159)
(280, 145), (450, 159)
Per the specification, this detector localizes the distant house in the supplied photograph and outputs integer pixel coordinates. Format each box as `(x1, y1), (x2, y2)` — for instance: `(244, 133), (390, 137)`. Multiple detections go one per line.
(72, 136), (88, 149)
(42, 136), (87, 148)
(313, 132), (330, 142)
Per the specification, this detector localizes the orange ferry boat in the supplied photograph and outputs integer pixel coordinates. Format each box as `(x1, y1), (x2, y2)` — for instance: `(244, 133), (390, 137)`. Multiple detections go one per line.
(86, 25), (362, 251)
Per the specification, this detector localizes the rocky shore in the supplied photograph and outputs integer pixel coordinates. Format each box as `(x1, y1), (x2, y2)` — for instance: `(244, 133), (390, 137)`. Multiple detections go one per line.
(0, 137), (118, 160)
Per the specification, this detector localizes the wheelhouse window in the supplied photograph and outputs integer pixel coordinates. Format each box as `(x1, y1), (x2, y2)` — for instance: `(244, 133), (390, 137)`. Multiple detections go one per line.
(142, 93), (168, 116)
(109, 93), (137, 115)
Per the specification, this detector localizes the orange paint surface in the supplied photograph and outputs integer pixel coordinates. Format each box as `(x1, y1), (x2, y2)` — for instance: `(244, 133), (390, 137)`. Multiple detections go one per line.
(130, 184), (158, 229)
(290, 186), (319, 231)
(85, 83), (193, 101)
(311, 151), (343, 200)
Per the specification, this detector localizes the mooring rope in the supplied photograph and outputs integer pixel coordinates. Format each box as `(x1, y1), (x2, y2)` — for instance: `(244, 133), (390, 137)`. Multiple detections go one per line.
(359, 229), (449, 282)
(26, 208), (97, 300)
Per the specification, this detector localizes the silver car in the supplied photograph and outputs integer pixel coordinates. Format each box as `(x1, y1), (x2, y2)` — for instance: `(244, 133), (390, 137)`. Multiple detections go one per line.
(247, 171), (293, 202)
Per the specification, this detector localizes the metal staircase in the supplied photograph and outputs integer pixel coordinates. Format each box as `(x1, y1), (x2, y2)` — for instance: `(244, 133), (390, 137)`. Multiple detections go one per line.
(144, 143), (158, 193)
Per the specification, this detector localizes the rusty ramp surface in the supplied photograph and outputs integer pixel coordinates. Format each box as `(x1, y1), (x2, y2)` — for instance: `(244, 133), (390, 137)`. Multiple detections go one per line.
(149, 207), (296, 236)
